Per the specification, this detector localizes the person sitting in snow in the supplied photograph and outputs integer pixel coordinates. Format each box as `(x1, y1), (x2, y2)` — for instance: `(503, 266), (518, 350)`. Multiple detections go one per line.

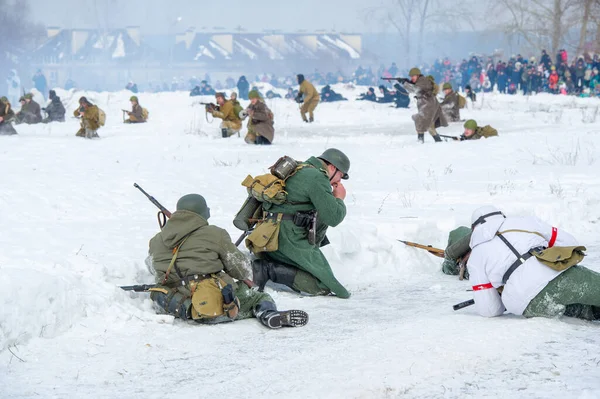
(42, 90), (66, 123)
(15, 93), (42, 125)
(466, 205), (599, 321)
(145, 193), (308, 329)
(123, 96), (147, 123)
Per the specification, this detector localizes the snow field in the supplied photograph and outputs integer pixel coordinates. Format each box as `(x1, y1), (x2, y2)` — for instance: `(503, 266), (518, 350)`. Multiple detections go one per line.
(1, 86), (599, 398)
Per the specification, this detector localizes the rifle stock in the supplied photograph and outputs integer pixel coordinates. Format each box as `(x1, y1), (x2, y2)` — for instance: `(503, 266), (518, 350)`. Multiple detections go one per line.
(397, 239), (445, 258)
(121, 284), (156, 292)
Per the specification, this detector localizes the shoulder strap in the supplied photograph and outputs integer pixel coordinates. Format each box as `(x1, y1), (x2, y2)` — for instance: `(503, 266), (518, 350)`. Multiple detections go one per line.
(161, 234), (192, 285)
(497, 233), (535, 284)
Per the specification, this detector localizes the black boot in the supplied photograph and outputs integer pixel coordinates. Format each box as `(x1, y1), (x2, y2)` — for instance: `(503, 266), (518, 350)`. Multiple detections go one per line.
(252, 259), (298, 292)
(433, 134), (442, 142)
(417, 133), (424, 143)
(221, 128), (228, 138)
(254, 301), (309, 329)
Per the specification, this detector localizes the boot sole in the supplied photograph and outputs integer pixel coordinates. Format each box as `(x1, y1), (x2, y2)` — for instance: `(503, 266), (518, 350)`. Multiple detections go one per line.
(280, 310), (309, 327)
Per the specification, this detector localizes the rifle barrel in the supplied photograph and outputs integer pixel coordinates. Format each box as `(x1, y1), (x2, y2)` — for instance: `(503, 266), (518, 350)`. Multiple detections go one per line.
(453, 299), (475, 311)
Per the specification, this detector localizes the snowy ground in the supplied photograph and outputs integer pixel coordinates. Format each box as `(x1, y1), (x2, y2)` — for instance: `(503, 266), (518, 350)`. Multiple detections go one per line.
(1, 85), (599, 398)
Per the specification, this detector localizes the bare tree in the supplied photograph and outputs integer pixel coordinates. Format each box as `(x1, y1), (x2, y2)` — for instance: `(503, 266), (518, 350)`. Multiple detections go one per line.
(0, 0), (44, 77)
(492, 0), (595, 57)
(364, 0), (476, 68)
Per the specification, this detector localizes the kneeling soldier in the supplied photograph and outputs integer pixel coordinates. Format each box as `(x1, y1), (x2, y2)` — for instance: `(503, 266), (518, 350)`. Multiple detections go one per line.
(208, 92), (242, 138)
(147, 194), (308, 329)
(243, 89), (274, 145)
(73, 96), (101, 138)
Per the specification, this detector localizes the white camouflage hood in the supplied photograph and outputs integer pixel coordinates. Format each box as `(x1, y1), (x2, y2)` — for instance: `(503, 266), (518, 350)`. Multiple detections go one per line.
(469, 205), (506, 248)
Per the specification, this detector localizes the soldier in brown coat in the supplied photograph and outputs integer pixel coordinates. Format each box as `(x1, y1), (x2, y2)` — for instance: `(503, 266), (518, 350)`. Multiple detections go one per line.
(440, 83), (461, 122)
(73, 97), (102, 138)
(124, 96), (147, 123)
(243, 90), (274, 145)
(401, 68), (448, 143)
(296, 74), (319, 123)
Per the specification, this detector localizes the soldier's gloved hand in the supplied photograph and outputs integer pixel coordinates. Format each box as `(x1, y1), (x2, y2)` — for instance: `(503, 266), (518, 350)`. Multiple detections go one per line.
(332, 182), (346, 200)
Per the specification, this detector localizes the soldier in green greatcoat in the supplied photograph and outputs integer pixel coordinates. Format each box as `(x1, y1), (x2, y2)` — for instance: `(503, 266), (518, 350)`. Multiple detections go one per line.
(251, 149), (351, 298)
(147, 194), (308, 329)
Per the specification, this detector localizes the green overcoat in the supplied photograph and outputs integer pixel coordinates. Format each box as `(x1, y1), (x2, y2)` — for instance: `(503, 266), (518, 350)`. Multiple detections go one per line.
(263, 156), (350, 298)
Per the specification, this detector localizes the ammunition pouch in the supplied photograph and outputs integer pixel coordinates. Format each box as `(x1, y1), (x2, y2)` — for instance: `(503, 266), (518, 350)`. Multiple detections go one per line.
(149, 275), (240, 323)
(246, 214), (282, 254)
(530, 245), (586, 271)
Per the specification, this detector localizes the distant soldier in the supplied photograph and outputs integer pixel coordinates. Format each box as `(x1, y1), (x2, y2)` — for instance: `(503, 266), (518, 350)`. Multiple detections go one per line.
(357, 87), (377, 102)
(73, 96), (102, 139)
(0, 96), (17, 135)
(400, 68), (447, 143)
(42, 90), (66, 123)
(16, 93), (42, 124)
(461, 119), (498, 141)
(243, 90), (274, 145)
(296, 74), (319, 123)
(207, 92), (242, 138)
(230, 92), (244, 120)
(440, 83), (461, 122)
(123, 96), (147, 123)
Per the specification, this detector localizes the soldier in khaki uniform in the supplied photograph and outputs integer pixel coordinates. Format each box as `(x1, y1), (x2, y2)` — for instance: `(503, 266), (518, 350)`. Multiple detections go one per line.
(440, 83), (461, 122)
(147, 194), (308, 329)
(208, 92), (242, 138)
(461, 119), (498, 141)
(296, 74), (319, 123)
(123, 96), (147, 123)
(73, 96), (101, 139)
(0, 96), (17, 135)
(243, 90), (274, 145)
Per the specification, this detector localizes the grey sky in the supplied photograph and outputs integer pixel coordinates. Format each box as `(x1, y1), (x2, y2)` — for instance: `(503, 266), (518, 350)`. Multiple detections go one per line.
(30, 0), (372, 34)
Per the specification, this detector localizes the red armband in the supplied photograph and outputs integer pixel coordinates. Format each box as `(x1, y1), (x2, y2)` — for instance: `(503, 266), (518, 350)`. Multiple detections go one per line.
(548, 227), (558, 248)
(472, 283), (494, 291)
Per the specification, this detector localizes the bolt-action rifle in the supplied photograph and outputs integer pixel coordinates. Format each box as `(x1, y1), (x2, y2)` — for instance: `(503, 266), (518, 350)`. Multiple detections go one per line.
(130, 183), (255, 288)
(397, 240), (445, 258)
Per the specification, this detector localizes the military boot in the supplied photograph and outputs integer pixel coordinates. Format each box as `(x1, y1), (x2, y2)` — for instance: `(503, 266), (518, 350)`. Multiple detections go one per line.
(432, 134), (442, 142)
(252, 259), (298, 292)
(309, 116), (314, 123)
(221, 128), (228, 138)
(254, 301), (309, 329)
(417, 133), (424, 143)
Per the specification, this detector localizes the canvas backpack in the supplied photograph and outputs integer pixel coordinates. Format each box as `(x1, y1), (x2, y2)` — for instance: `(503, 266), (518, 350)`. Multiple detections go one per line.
(141, 107), (149, 121)
(427, 75), (439, 95)
(458, 94), (467, 109)
(241, 156), (312, 205)
(97, 108), (106, 126)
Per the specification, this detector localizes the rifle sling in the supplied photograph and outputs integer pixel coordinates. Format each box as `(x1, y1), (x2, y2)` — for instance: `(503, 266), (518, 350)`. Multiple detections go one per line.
(161, 235), (191, 285)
